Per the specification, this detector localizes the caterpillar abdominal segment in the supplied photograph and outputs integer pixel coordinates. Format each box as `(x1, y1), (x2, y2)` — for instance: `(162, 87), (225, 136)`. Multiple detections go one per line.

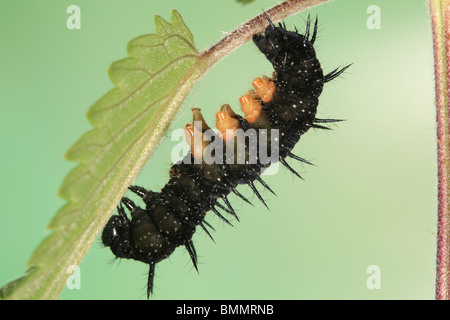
(101, 13), (350, 299)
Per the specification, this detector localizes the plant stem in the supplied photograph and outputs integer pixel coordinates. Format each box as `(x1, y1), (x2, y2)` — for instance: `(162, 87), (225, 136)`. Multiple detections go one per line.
(201, 0), (331, 63)
(429, 0), (450, 300)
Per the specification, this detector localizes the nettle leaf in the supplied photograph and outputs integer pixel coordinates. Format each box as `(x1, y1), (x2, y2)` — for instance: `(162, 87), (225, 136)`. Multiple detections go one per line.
(2, 10), (201, 300)
(1, 0), (328, 300)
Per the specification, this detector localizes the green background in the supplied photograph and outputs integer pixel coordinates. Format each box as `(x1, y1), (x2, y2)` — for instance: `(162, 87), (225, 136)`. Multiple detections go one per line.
(0, 0), (437, 299)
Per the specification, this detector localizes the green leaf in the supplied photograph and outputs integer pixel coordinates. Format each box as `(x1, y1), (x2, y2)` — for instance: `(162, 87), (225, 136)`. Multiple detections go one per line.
(1, 9), (200, 300)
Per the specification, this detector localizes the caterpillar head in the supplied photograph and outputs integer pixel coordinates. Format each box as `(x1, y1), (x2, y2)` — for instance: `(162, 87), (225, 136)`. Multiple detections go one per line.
(102, 205), (133, 259)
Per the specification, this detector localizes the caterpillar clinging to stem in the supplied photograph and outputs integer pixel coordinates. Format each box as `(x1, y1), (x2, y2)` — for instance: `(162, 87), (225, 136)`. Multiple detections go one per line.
(101, 13), (350, 299)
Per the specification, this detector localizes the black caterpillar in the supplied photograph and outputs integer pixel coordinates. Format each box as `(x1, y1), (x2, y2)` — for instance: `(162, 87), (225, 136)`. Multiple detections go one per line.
(102, 13), (349, 298)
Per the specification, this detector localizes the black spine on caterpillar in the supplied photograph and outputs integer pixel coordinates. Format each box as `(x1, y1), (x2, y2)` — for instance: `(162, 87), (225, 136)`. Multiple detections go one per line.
(101, 13), (350, 299)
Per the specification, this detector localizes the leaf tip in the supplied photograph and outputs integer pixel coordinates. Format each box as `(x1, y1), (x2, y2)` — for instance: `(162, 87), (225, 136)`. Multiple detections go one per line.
(0, 265), (38, 300)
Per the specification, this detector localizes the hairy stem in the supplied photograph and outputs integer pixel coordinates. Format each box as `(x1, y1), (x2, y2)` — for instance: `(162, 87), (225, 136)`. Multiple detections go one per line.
(200, 0), (331, 62)
(429, 0), (450, 300)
